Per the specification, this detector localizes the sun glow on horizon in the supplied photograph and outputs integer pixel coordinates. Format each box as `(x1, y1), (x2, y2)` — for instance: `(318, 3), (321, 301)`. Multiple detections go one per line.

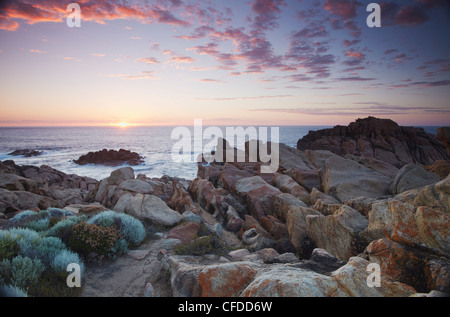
(113, 121), (136, 128)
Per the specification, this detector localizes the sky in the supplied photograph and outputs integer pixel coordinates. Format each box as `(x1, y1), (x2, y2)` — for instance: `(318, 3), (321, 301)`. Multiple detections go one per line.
(0, 0), (449, 127)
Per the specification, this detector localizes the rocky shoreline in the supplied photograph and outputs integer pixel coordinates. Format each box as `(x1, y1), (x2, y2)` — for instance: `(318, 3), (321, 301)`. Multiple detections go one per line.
(1, 117), (449, 297)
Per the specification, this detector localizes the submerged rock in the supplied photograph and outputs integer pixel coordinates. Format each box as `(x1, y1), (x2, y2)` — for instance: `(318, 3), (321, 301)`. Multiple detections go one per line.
(8, 149), (42, 157)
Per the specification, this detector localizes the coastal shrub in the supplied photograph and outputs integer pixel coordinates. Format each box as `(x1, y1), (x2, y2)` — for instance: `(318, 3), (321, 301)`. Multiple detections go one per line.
(46, 215), (87, 244)
(20, 236), (67, 267)
(2, 228), (40, 249)
(52, 249), (84, 274)
(7, 210), (44, 229)
(2, 256), (45, 290)
(108, 238), (128, 261)
(0, 232), (20, 261)
(68, 222), (122, 260)
(7, 208), (75, 231)
(0, 284), (28, 297)
(26, 218), (50, 232)
(87, 211), (146, 246)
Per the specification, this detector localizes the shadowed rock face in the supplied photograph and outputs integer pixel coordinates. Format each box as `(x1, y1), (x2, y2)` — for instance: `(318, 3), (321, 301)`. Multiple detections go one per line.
(438, 127), (450, 157)
(74, 149), (144, 166)
(297, 117), (449, 168)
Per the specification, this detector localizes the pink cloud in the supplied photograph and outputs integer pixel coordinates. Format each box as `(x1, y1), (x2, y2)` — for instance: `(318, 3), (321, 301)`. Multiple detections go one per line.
(170, 55), (195, 63)
(136, 57), (160, 64)
(346, 51), (365, 59)
(0, 0), (190, 31)
(323, 0), (361, 19)
(29, 49), (46, 54)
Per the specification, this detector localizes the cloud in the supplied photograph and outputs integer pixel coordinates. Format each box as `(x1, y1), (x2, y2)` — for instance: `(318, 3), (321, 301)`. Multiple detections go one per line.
(395, 5), (429, 26)
(123, 71), (158, 80)
(335, 76), (376, 81)
(135, 57), (160, 64)
(91, 53), (105, 57)
(342, 39), (360, 47)
(250, 104), (450, 116)
(170, 55), (195, 63)
(29, 49), (46, 54)
(107, 71), (158, 80)
(198, 78), (226, 83)
(384, 49), (398, 55)
(63, 56), (80, 62)
(345, 50), (365, 59)
(130, 36), (142, 40)
(175, 25), (215, 40)
(0, 0), (190, 31)
(195, 95), (293, 101)
(250, 0), (286, 32)
(412, 80), (450, 87)
(323, 0), (362, 19)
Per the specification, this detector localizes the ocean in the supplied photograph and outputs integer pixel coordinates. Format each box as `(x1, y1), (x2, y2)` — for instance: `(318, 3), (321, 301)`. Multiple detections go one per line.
(0, 125), (440, 181)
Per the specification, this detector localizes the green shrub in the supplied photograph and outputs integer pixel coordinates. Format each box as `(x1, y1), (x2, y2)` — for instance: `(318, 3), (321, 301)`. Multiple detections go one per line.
(20, 236), (67, 267)
(52, 250), (84, 274)
(87, 211), (146, 246)
(0, 232), (20, 261)
(68, 222), (122, 260)
(108, 238), (128, 260)
(46, 215), (87, 244)
(7, 208), (75, 232)
(4, 256), (45, 290)
(26, 218), (50, 232)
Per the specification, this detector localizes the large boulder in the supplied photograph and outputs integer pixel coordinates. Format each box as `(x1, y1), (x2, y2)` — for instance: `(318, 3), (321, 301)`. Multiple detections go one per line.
(14, 191), (62, 210)
(363, 199), (415, 242)
(199, 262), (259, 297)
(286, 205), (321, 258)
(272, 173), (310, 204)
(364, 238), (428, 292)
(286, 168), (321, 192)
(167, 222), (201, 244)
(241, 265), (346, 297)
(320, 155), (392, 201)
(389, 164), (440, 194)
(331, 256), (416, 297)
(363, 198), (450, 257)
(118, 179), (153, 194)
(0, 173), (37, 192)
(272, 193), (308, 221)
(233, 176), (281, 221)
(114, 193), (182, 226)
(413, 176), (450, 213)
(306, 205), (369, 261)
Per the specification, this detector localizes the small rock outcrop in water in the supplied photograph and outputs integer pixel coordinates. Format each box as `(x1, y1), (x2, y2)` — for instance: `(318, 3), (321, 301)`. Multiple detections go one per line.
(297, 117), (449, 168)
(74, 149), (144, 166)
(8, 149), (42, 157)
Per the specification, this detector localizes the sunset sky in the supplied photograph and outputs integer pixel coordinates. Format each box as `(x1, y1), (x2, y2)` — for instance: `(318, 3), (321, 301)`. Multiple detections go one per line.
(0, 0), (449, 127)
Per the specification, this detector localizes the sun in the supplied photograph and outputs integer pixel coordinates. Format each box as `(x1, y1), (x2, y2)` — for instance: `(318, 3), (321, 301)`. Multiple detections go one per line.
(116, 121), (129, 128)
